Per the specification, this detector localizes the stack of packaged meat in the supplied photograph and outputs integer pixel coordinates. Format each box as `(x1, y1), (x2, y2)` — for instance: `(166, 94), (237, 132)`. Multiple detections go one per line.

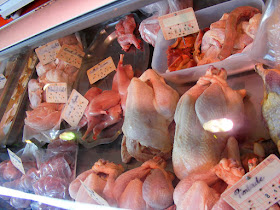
(0, 139), (78, 209)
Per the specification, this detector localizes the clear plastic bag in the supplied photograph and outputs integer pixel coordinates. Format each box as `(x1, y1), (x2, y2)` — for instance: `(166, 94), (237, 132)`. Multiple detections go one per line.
(139, 0), (193, 47)
(249, 0), (280, 68)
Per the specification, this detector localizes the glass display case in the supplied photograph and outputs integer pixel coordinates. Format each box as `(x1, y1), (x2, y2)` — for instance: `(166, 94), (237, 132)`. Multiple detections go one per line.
(0, 0), (279, 209)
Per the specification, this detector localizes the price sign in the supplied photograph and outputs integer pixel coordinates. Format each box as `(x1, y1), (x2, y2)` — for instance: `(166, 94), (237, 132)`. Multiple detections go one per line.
(79, 179), (109, 206)
(222, 154), (280, 210)
(87, 57), (116, 84)
(158, 8), (199, 40)
(0, 74), (7, 89)
(45, 83), (67, 103)
(56, 44), (85, 68)
(35, 40), (61, 65)
(7, 149), (25, 175)
(62, 89), (88, 127)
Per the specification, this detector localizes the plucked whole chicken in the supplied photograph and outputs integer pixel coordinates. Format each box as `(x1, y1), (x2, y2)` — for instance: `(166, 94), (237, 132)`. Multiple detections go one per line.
(255, 63), (280, 154)
(121, 69), (179, 163)
(173, 65), (246, 180)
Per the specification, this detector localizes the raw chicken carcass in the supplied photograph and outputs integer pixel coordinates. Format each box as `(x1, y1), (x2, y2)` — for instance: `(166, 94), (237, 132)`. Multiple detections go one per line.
(115, 14), (141, 51)
(69, 159), (124, 206)
(113, 157), (174, 209)
(255, 63), (280, 154)
(122, 69), (179, 163)
(173, 66), (246, 179)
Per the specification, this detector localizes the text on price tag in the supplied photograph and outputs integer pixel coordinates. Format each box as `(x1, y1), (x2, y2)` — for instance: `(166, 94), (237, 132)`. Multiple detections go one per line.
(45, 83), (67, 103)
(222, 154), (280, 210)
(7, 149), (25, 175)
(158, 7), (199, 40)
(56, 44), (85, 68)
(87, 57), (116, 84)
(62, 89), (88, 127)
(35, 40), (61, 65)
(0, 74), (7, 89)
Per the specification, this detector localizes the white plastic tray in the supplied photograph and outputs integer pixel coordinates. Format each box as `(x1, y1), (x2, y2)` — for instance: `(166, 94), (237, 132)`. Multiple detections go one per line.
(151, 0), (264, 84)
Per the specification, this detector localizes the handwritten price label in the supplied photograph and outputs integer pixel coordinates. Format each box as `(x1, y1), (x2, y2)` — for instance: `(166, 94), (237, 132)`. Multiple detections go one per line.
(222, 154), (280, 210)
(56, 44), (85, 68)
(87, 57), (116, 84)
(7, 149), (25, 175)
(158, 8), (199, 40)
(0, 74), (7, 89)
(62, 89), (88, 127)
(35, 40), (61, 65)
(45, 83), (67, 103)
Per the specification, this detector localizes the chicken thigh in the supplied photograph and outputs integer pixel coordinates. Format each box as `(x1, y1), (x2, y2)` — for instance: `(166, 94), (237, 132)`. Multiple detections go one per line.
(122, 69), (179, 163)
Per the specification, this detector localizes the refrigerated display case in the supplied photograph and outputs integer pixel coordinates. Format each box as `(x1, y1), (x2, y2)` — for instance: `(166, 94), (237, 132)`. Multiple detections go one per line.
(0, 0), (279, 209)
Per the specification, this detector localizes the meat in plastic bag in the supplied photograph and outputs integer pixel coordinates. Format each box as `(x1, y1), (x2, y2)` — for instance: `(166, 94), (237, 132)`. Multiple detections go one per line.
(139, 0), (193, 47)
(249, 0), (280, 68)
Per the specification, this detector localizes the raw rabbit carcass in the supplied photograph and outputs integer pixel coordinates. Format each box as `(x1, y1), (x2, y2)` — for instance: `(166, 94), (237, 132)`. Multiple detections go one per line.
(255, 63), (280, 154)
(121, 69), (179, 163)
(173, 66), (246, 179)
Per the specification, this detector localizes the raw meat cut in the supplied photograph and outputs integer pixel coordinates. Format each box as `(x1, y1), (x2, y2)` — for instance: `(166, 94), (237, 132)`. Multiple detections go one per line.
(115, 14), (141, 51)
(173, 66), (246, 179)
(79, 87), (123, 141)
(113, 157), (174, 209)
(28, 79), (44, 109)
(24, 103), (63, 131)
(139, 15), (161, 47)
(218, 6), (261, 60)
(122, 69), (179, 163)
(255, 64), (280, 154)
(112, 54), (134, 114)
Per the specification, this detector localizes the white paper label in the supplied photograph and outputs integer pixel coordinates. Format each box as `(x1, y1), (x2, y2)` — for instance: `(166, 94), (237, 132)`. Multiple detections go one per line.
(158, 7), (199, 40)
(62, 89), (88, 127)
(35, 40), (61, 65)
(7, 149), (25, 175)
(79, 179), (109, 206)
(222, 154), (280, 210)
(87, 57), (116, 84)
(45, 83), (67, 103)
(0, 74), (7, 89)
(56, 44), (85, 68)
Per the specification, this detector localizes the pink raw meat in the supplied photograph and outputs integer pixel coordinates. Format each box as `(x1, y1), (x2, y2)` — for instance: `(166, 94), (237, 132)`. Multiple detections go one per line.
(19, 167), (40, 192)
(115, 15), (141, 51)
(40, 156), (72, 180)
(25, 103), (63, 131)
(87, 90), (120, 116)
(2, 161), (22, 181)
(112, 54), (134, 113)
(33, 176), (69, 199)
(28, 79), (44, 109)
(92, 104), (122, 140)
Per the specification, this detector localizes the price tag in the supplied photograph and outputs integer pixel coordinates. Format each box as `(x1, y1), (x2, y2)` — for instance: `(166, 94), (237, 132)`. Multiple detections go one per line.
(222, 154), (280, 210)
(158, 8), (199, 40)
(62, 89), (88, 127)
(87, 57), (116, 84)
(56, 44), (85, 68)
(35, 40), (61, 65)
(79, 179), (109, 206)
(7, 149), (25, 175)
(45, 83), (67, 103)
(0, 74), (7, 89)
